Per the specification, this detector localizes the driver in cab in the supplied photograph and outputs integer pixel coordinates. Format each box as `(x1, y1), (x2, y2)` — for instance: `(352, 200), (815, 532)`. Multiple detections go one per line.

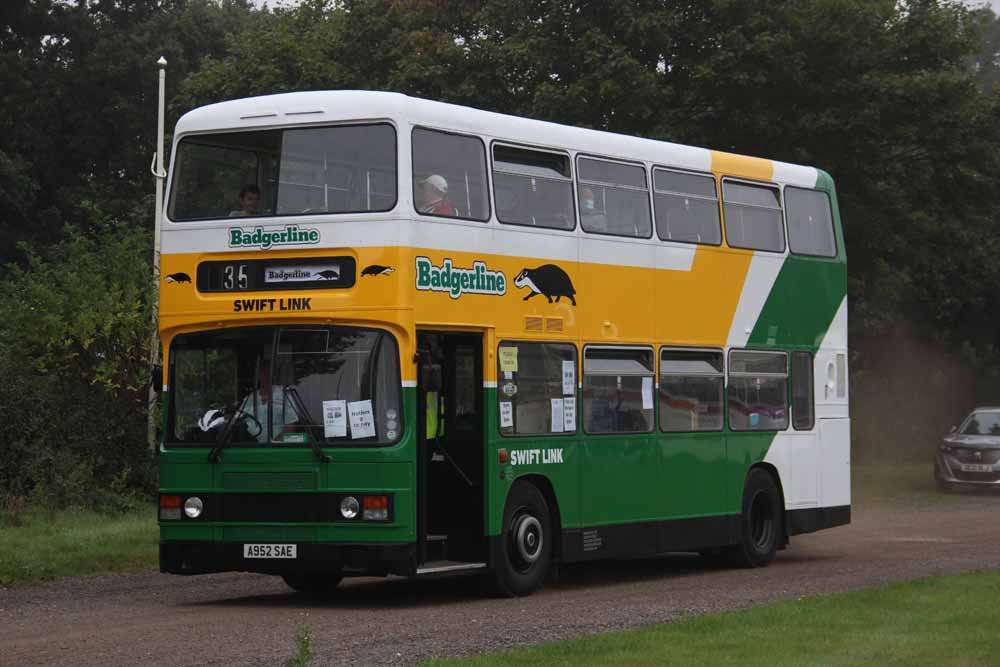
(240, 364), (300, 442)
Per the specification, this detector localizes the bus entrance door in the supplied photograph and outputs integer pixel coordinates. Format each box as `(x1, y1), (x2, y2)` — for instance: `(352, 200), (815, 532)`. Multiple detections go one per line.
(416, 332), (486, 570)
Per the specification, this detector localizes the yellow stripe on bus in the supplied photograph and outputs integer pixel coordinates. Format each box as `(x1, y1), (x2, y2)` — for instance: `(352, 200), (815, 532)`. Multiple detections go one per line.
(160, 240), (762, 384)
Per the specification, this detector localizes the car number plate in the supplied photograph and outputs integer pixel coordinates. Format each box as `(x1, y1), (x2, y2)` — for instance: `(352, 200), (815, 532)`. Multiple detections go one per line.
(243, 543), (297, 559)
(959, 463), (992, 473)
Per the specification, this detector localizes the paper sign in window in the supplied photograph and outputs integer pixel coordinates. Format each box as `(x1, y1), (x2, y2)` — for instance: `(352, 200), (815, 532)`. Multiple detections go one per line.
(322, 400), (347, 438)
(563, 396), (576, 432)
(562, 360), (575, 396)
(499, 347), (518, 373)
(499, 401), (513, 428)
(642, 377), (654, 410)
(348, 399), (376, 439)
(550, 398), (565, 433)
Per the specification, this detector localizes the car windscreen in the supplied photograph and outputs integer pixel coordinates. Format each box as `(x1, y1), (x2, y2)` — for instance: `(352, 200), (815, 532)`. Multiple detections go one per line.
(960, 410), (1000, 435)
(168, 123), (397, 221)
(168, 326), (402, 447)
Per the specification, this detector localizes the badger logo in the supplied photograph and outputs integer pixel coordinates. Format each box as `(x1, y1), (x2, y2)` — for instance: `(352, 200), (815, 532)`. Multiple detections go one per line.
(165, 272), (191, 283)
(514, 264), (576, 305)
(315, 269), (340, 280)
(362, 264), (395, 277)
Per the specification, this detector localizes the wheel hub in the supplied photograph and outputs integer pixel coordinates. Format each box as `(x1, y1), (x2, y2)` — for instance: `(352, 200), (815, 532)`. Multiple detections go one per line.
(513, 514), (543, 564)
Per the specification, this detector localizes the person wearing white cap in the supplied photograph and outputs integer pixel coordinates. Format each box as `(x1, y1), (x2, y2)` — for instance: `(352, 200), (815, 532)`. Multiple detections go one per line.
(415, 174), (457, 216)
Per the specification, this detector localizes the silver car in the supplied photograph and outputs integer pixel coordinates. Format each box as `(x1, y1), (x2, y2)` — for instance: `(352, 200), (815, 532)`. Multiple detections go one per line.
(936, 407), (1000, 490)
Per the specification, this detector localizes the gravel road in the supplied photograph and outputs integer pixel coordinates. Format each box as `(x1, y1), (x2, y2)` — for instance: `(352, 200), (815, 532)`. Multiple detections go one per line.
(2, 493), (999, 667)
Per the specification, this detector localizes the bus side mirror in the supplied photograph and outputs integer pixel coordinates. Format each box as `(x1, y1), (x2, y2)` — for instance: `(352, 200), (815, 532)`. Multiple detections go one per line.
(421, 363), (442, 393)
(150, 364), (163, 393)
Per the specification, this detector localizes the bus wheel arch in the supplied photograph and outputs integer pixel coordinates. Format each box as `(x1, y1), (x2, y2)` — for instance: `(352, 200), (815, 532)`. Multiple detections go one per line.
(494, 477), (557, 596)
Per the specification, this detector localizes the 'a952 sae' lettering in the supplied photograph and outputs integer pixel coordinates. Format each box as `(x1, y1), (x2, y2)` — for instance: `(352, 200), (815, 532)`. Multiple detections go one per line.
(509, 448), (564, 466)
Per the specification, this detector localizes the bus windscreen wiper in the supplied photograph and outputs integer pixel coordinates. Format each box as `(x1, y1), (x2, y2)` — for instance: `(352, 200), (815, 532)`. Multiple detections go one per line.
(283, 386), (331, 463)
(207, 404), (245, 463)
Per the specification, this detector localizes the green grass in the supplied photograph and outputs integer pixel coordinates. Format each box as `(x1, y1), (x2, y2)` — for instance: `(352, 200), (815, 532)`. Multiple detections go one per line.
(424, 570), (1000, 667)
(0, 507), (158, 586)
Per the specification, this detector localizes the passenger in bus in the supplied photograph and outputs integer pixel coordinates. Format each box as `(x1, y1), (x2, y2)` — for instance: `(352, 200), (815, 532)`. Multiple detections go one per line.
(416, 174), (457, 217)
(229, 184), (262, 217)
(579, 187), (608, 233)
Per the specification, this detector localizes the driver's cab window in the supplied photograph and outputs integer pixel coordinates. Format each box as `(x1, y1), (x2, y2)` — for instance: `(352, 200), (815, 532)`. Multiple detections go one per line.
(169, 327), (402, 447)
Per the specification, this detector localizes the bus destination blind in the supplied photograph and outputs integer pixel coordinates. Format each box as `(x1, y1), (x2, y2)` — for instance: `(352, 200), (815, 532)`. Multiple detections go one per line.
(196, 256), (356, 292)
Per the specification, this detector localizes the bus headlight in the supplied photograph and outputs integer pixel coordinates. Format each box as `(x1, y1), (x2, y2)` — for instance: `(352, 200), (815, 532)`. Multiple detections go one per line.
(183, 496), (203, 519)
(340, 496), (360, 519)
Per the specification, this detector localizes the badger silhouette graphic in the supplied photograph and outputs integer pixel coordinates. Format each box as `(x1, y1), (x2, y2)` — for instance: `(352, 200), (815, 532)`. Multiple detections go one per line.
(362, 264), (395, 277)
(165, 272), (191, 283)
(514, 264), (576, 305)
(315, 269), (340, 280)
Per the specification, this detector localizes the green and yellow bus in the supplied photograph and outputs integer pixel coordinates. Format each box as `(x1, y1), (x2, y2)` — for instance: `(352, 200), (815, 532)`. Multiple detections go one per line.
(157, 91), (849, 596)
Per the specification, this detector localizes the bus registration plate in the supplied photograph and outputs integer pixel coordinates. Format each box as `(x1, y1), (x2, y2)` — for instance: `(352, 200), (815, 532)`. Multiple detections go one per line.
(243, 543), (297, 559)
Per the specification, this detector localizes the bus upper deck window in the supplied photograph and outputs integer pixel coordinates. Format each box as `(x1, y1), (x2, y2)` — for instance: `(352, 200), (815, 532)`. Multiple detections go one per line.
(576, 157), (651, 239)
(653, 169), (721, 246)
(722, 181), (785, 253)
(492, 144), (574, 231)
(168, 124), (397, 221)
(785, 187), (837, 258)
(412, 128), (489, 221)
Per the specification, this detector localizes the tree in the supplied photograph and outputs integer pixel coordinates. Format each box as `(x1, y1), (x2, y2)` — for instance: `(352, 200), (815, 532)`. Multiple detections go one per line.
(0, 212), (155, 504)
(0, 0), (259, 264)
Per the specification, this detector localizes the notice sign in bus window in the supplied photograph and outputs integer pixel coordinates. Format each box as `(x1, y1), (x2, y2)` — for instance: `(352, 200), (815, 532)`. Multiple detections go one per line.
(265, 264), (341, 284)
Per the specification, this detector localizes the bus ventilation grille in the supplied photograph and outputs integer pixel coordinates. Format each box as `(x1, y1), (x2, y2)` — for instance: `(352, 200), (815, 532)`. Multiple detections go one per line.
(545, 317), (563, 332)
(524, 316), (544, 332)
(222, 471), (317, 491)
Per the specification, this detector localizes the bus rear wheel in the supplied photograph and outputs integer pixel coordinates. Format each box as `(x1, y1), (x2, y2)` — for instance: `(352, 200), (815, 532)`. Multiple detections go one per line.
(281, 572), (343, 596)
(727, 468), (782, 568)
(494, 482), (552, 596)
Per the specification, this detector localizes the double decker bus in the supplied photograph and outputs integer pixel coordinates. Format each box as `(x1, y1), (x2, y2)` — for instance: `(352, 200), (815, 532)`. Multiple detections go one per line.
(157, 91), (849, 596)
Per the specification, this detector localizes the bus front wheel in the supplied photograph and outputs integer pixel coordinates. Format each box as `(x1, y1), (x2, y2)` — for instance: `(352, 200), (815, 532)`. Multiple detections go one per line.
(281, 572), (343, 596)
(728, 468), (782, 568)
(494, 482), (552, 596)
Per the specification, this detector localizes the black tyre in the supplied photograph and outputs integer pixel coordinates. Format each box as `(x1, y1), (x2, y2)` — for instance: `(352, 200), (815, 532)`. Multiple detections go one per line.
(281, 572), (343, 596)
(494, 482), (553, 596)
(727, 468), (782, 568)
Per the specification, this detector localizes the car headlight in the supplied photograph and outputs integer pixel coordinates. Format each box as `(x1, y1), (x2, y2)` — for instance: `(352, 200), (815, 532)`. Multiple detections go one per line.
(183, 496), (203, 519)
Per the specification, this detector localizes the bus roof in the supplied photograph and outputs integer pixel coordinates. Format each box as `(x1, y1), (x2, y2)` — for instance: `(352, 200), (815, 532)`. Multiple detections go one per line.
(174, 90), (820, 187)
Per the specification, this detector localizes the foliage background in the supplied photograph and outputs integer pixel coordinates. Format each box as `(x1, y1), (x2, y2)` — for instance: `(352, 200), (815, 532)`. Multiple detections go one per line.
(2, 0), (1000, 507)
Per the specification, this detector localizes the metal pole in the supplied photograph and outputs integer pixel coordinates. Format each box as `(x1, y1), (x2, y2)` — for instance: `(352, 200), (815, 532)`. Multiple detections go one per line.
(148, 56), (167, 451)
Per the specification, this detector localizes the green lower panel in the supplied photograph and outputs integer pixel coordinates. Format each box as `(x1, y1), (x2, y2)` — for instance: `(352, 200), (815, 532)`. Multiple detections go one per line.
(660, 432), (728, 518)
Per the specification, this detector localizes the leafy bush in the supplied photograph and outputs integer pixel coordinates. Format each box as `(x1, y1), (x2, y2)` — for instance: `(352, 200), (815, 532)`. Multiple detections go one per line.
(0, 217), (157, 507)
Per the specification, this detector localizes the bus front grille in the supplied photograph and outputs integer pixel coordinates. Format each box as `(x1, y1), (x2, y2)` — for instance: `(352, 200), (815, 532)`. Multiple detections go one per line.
(222, 471), (317, 491)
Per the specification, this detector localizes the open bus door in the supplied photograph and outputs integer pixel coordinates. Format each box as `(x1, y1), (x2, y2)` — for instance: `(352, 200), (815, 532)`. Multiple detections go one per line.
(415, 332), (486, 573)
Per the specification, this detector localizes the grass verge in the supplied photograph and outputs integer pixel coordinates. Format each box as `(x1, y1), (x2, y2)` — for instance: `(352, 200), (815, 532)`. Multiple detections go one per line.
(0, 507), (157, 586)
(423, 570), (1000, 667)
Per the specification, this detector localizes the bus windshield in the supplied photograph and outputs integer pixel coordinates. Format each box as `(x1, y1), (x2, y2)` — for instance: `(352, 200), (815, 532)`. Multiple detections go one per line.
(169, 326), (402, 447)
(168, 123), (397, 221)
